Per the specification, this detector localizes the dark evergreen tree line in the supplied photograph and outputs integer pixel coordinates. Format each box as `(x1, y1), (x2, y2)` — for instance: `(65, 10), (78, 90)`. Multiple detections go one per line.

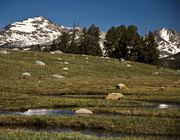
(49, 24), (102, 56)
(48, 24), (159, 65)
(104, 25), (159, 65)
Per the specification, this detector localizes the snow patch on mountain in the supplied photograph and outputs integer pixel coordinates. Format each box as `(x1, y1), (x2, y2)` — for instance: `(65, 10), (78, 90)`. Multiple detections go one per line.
(10, 22), (36, 33)
(154, 28), (180, 58)
(159, 28), (170, 41)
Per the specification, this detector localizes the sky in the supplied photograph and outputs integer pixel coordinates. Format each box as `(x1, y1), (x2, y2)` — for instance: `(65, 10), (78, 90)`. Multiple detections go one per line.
(0, 0), (179, 34)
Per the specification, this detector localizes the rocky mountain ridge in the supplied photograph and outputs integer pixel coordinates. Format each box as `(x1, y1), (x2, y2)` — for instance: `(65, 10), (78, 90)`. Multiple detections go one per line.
(154, 28), (180, 58)
(0, 16), (179, 58)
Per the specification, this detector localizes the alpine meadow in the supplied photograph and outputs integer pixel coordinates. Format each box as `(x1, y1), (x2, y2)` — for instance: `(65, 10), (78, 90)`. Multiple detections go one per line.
(0, 0), (180, 140)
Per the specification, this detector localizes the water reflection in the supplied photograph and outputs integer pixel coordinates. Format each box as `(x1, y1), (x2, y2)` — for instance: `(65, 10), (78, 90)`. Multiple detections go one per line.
(0, 109), (75, 116)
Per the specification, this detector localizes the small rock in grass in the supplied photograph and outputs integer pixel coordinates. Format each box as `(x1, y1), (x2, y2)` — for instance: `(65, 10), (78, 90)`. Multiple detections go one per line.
(153, 72), (159, 75)
(126, 64), (132, 68)
(35, 60), (46, 66)
(120, 58), (125, 62)
(0, 50), (10, 55)
(57, 58), (62, 61)
(116, 83), (129, 90)
(75, 108), (93, 114)
(36, 80), (42, 86)
(105, 93), (124, 100)
(52, 74), (65, 79)
(12, 48), (19, 51)
(64, 61), (69, 65)
(23, 48), (30, 51)
(50, 50), (63, 54)
(63, 67), (69, 70)
(174, 80), (180, 86)
(104, 57), (110, 59)
(22, 72), (31, 77)
(158, 104), (168, 109)
(159, 87), (165, 91)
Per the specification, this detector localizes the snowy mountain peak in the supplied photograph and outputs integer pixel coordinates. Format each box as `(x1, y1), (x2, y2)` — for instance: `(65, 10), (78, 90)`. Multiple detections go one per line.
(0, 17), (179, 59)
(0, 16), (105, 50)
(0, 16), (65, 47)
(154, 28), (180, 58)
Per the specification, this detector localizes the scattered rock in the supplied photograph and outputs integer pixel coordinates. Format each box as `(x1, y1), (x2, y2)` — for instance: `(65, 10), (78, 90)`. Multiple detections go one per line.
(116, 83), (129, 90)
(153, 72), (159, 75)
(105, 93), (124, 100)
(158, 104), (168, 109)
(57, 58), (62, 61)
(64, 61), (69, 65)
(63, 67), (69, 70)
(22, 72), (31, 77)
(50, 50), (63, 54)
(52, 74), (65, 79)
(12, 48), (19, 51)
(126, 64), (132, 68)
(104, 57), (110, 59)
(35, 60), (46, 66)
(75, 108), (93, 114)
(85, 57), (89, 60)
(23, 48), (31, 51)
(37, 80), (42, 86)
(0, 50), (10, 55)
(120, 58), (125, 62)
(174, 80), (180, 86)
(159, 87), (165, 91)
(177, 70), (180, 72)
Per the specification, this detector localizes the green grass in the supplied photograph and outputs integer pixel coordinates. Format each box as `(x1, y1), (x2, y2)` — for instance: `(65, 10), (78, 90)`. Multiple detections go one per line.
(0, 49), (180, 139)
(0, 128), (176, 140)
(0, 115), (179, 136)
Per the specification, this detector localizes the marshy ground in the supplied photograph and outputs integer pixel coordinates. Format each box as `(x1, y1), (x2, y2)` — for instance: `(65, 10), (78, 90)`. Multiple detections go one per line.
(0, 49), (180, 139)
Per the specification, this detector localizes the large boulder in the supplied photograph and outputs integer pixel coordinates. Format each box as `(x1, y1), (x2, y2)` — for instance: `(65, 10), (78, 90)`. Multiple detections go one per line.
(105, 93), (124, 100)
(75, 108), (93, 114)
(116, 83), (129, 90)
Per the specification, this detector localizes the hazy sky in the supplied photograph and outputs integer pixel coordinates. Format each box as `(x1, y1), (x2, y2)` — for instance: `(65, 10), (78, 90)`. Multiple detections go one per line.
(0, 0), (179, 34)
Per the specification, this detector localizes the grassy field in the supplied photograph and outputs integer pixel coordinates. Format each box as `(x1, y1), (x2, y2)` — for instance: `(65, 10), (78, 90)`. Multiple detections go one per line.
(0, 49), (180, 139)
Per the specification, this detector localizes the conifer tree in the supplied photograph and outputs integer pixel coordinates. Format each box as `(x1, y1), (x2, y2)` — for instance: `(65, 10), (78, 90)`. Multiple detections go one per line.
(57, 32), (70, 53)
(104, 26), (120, 57)
(144, 31), (159, 65)
(80, 25), (102, 56)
